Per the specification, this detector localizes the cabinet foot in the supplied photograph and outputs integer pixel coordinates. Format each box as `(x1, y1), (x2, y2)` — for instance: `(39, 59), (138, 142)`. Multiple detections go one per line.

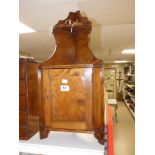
(94, 128), (104, 145)
(39, 127), (49, 139)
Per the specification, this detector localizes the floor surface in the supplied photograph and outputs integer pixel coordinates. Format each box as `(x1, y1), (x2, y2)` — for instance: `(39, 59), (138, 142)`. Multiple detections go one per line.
(112, 102), (135, 155)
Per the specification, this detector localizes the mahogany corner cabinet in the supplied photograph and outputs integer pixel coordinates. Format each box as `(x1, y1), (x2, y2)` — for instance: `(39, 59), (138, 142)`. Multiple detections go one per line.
(39, 11), (105, 144)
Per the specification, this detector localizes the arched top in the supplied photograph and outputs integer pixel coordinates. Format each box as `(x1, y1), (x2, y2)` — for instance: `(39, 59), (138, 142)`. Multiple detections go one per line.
(53, 11), (92, 33)
(41, 11), (103, 67)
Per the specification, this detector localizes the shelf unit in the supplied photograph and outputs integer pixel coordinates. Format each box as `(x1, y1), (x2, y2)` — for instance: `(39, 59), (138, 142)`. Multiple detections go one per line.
(124, 74), (135, 77)
(123, 64), (135, 119)
(124, 82), (135, 89)
(124, 99), (135, 118)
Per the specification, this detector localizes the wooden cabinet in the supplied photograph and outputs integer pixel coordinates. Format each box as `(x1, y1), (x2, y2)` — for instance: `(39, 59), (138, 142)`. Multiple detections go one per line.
(19, 58), (39, 139)
(39, 11), (105, 144)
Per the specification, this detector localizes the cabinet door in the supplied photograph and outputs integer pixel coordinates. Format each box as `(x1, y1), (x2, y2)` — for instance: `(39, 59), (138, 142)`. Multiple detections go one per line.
(43, 68), (93, 131)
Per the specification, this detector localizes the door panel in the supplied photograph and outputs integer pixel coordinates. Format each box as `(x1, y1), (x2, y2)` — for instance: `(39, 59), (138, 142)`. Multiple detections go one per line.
(43, 68), (93, 130)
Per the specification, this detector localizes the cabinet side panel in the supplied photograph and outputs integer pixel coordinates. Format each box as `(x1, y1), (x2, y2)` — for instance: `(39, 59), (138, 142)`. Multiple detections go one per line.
(27, 62), (39, 137)
(19, 59), (28, 140)
(93, 66), (104, 143)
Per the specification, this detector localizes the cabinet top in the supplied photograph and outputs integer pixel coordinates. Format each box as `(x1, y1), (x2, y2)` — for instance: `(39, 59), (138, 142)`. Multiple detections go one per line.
(40, 11), (103, 67)
(19, 57), (38, 63)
